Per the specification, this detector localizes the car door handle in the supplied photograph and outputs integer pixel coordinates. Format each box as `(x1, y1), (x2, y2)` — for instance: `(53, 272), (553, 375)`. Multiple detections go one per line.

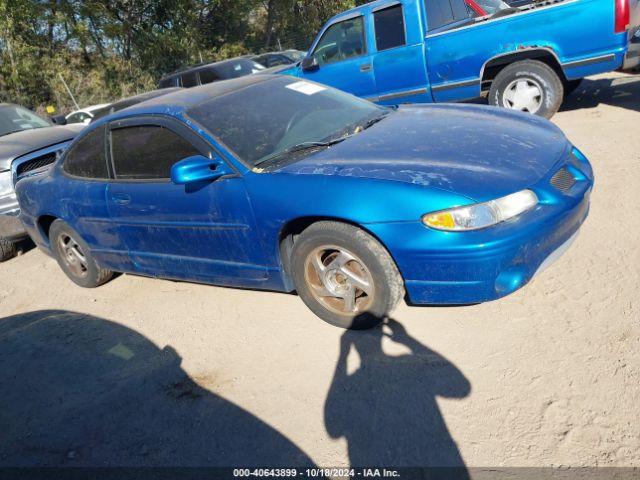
(360, 63), (372, 72)
(111, 193), (131, 205)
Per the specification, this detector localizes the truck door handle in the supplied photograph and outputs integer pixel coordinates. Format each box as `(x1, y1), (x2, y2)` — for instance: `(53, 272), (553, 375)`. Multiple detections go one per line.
(111, 193), (131, 205)
(360, 63), (372, 72)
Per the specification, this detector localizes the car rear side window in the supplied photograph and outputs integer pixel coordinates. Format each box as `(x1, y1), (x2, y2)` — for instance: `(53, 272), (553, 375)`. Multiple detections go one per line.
(181, 71), (199, 88)
(159, 77), (175, 88)
(198, 68), (220, 85)
(374, 4), (406, 51)
(110, 125), (199, 180)
(425, 0), (471, 31)
(63, 126), (108, 179)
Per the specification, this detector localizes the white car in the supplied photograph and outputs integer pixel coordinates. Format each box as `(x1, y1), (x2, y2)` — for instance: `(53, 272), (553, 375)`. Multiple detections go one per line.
(65, 104), (111, 125)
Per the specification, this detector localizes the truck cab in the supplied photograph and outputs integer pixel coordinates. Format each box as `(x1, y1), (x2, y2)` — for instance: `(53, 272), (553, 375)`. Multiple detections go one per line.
(289, 0), (640, 118)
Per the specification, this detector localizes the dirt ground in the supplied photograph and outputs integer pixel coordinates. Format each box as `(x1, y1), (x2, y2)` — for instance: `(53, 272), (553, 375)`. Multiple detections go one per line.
(0, 72), (638, 470)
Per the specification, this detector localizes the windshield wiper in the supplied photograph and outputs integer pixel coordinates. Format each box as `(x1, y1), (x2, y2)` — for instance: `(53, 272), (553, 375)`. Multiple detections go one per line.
(254, 135), (352, 167)
(354, 111), (392, 133)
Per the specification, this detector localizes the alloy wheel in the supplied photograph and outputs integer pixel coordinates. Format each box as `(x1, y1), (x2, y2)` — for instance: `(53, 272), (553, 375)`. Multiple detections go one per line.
(58, 234), (89, 279)
(304, 245), (375, 315)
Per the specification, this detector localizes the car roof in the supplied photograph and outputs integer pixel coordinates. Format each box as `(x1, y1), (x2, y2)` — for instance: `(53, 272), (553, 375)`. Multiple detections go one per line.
(90, 88), (183, 122)
(325, 0), (391, 24)
(161, 57), (261, 80)
(101, 75), (276, 121)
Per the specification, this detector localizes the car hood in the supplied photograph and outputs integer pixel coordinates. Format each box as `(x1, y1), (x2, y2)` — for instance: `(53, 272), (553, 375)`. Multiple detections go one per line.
(275, 104), (569, 202)
(0, 124), (84, 171)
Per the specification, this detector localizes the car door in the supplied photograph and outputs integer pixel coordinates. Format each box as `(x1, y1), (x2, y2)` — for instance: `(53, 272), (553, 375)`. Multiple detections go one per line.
(370, 1), (432, 104)
(300, 14), (378, 99)
(105, 116), (266, 285)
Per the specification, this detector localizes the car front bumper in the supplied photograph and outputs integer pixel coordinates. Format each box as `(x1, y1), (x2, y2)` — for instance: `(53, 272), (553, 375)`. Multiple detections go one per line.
(367, 151), (594, 306)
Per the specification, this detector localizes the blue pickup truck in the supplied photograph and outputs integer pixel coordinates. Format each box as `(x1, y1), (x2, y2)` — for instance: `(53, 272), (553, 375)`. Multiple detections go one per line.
(285, 0), (640, 118)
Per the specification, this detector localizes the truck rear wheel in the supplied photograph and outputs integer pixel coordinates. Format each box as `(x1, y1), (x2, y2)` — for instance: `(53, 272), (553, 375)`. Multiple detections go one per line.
(489, 60), (564, 119)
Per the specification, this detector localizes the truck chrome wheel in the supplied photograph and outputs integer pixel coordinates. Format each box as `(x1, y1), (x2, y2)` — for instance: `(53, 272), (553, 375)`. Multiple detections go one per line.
(58, 234), (88, 279)
(502, 78), (543, 114)
(304, 245), (375, 315)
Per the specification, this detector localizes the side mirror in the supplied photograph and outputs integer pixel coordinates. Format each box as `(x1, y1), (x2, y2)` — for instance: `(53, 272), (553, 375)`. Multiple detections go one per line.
(51, 114), (67, 126)
(170, 155), (232, 186)
(301, 56), (320, 72)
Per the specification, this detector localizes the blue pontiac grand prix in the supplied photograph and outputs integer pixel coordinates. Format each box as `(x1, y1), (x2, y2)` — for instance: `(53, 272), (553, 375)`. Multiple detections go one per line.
(16, 75), (593, 329)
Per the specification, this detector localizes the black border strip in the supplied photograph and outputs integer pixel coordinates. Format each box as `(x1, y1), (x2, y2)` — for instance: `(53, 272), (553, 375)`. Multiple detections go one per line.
(562, 53), (616, 69)
(431, 79), (480, 92)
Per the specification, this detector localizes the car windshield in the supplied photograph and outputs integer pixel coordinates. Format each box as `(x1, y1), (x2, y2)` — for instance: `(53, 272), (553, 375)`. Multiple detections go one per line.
(213, 59), (266, 79)
(0, 105), (51, 137)
(187, 77), (389, 168)
(286, 51), (305, 62)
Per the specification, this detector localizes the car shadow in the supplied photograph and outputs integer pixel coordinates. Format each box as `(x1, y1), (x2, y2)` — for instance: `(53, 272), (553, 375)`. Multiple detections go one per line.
(0, 310), (314, 467)
(560, 73), (640, 113)
(324, 315), (471, 475)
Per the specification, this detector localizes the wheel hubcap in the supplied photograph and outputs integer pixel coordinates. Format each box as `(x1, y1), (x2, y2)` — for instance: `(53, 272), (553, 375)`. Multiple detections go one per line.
(503, 78), (543, 113)
(304, 246), (374, 315)
(58, 234), (88, 278)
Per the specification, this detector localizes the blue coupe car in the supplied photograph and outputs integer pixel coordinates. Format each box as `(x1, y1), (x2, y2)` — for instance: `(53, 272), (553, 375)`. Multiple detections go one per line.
(15, 75), (593, 329)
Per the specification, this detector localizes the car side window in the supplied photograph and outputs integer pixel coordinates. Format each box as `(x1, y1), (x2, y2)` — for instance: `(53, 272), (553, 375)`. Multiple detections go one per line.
(181, 71), (199, 88)
(424, 0), (471, 31)
(110, 125), (200, 181)
(313, 16), (366, 66)
(198, 68), (220, 85)
(374, 4), (406, 51)
(63, 126), (108, 179)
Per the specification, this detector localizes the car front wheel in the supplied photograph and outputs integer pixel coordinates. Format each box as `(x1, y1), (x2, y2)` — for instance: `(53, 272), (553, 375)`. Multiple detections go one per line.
(489, 60), (564, 118)
(50, 219), (114, 288)
(291, 221), (404, 330)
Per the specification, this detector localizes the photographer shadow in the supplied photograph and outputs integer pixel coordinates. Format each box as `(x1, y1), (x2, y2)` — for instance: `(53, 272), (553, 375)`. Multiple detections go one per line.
(0, 310), (313, 467)
(325, 316), (471, 475)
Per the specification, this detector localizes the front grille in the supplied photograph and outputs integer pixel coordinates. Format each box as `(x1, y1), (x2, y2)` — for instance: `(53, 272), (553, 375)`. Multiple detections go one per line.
(550, 167), (577, 192)
(16, 152), (57, 177)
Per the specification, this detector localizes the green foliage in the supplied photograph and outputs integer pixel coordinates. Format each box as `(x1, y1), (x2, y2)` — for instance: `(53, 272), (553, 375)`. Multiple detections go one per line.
(0, 0), (361, 114)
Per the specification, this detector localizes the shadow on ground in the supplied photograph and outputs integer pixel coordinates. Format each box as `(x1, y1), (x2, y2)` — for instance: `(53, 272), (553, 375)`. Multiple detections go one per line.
(325, 316), (471, 473)
(0, 311), (471, 472)
(561, 73), (640, 113)
(0, 310), (313, 467)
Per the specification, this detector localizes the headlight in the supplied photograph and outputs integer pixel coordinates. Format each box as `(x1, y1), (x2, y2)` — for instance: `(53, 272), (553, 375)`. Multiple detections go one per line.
(0, 170), (13, 198)
(423, 190), (538, 231)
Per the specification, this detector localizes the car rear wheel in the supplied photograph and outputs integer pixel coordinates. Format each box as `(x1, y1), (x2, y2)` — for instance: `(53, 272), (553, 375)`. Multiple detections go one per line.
(489, 60), (564, 118)
(291, 221), (404, 330)
(50, 220), (114, 288)
(0, 237), (17, 262)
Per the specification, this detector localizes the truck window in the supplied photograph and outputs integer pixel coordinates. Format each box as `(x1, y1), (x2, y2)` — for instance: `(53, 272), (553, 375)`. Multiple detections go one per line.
(424, 0), (471, 31)
(313, 16), (366, 66)
(374, 4), (407, 51)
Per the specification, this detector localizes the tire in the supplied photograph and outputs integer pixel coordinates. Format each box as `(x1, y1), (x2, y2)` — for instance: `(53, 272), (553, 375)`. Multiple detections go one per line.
(49, 219), (114, 288)
(489, 60), (564, 119)
(290, 221), (404, 330)
(0, 237), (17, 262)
(564, 78), (583, 96)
